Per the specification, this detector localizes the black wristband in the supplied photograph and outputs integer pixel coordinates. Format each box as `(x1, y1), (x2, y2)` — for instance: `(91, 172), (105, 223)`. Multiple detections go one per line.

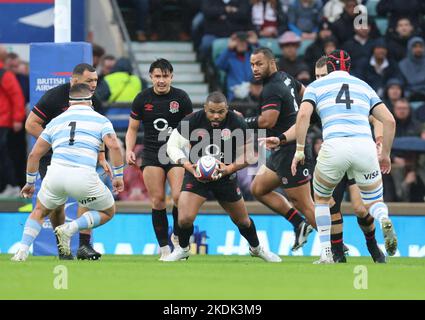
(244, 116), (259, 129)
(99, 150), (105, 152)
(278, 133), (287, 143)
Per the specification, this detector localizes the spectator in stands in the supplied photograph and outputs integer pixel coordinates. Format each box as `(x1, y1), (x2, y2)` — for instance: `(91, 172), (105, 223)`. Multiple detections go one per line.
(150, 0), (199, 41)
(342, 17), (376, 75)
(4, 52), (29, 189)
(322, 0), (345, 23)
(216, 31), (258, 101)
(399, 37), (425, 101)
(393, 98), (422, 137)
(251, 0), (287, 38)
(295, 64), (312, 85)
(118, 0), (150, 41)
(92, 43), (105, 69)
(383, 77), (404, 112)
(232, 78), (263, 116)
(322, 36), (337, 55)
(331, 0), (380, 44)
(288, 0), (323, 40)
(199, 0), (252, 61)
(5, 52), (29, 103)
(98, 57), (142, 103)
(98, 55), (117, 82)
(0, 46), (25, 197)
(391, 99), (424, 201)
(248, 78), (262, 103)
(360, 38), (401, 97)
(277, 31), (309, 77)
(386, 17), (418, 62)
(377, 0), (425, 33)
(304, 19), (336, 76)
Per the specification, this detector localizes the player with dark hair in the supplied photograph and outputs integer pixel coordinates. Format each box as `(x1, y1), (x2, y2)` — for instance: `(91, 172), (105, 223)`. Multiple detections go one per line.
(292, 49), (397, 263)
(25, 63), (106, 260)
(245, 47), (316, 251)
(125, 58), (193, 260)
(165, 91), (281, 262)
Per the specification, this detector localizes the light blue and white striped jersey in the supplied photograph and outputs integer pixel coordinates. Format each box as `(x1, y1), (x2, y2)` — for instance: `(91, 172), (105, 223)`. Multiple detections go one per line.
(40, 104), (115, 169)
(303, 71), (382, 141)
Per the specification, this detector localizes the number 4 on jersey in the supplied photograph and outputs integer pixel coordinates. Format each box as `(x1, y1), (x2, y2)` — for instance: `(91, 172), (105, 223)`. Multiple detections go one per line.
(336, 84), (353, 109)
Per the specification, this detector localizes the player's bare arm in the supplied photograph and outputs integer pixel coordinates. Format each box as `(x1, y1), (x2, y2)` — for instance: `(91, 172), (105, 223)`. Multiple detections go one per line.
(370, 103), (396, 174)
(25, 112), (45, 138)
(104, 133), (125, 193)
(256, 109), (279, 128)
(218, 138), (257, 177)
(291, 101), (314, 176)
(369, 115), (384, 154)
(21, 137), (52, 198)
(125, 117), (140, 165)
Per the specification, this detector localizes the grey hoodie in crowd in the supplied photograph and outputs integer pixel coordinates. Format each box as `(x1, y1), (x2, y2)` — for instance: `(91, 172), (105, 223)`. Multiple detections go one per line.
(399, 37), (425, 97)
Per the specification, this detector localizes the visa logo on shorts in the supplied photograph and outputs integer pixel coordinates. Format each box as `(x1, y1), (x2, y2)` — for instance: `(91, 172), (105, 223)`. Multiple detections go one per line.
(79, 197), (97, 205)
(363, 170), (379, 180)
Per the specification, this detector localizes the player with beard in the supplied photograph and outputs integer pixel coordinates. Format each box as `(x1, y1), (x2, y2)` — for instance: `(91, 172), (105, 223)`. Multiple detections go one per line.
(245, 47), (316, 251)
(164, 91), (281, 262)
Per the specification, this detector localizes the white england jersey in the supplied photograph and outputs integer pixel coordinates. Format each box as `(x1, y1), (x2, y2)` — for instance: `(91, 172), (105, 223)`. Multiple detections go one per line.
(40, 104), (115, 169)
(303, 71), (382, 141)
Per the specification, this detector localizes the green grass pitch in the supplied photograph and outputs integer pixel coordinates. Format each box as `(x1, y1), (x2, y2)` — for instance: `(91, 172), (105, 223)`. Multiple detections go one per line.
(1, 254), (425, 300)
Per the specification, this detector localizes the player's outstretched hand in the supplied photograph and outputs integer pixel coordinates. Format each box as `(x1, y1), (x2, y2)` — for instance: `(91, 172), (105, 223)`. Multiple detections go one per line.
(21, 184), (35, 199)
(379, 154), (391, 174)
(258, 136), (280, 150)
(99, 159), (113, 179)
(126, 151), (137, 166)
(291, 151), (305, 176)
(112, 178), (124, 194)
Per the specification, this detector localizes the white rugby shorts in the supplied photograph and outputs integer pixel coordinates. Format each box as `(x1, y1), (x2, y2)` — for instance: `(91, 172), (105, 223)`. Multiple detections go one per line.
(315, 137), (381, 188)
(37, 163), (115, 211)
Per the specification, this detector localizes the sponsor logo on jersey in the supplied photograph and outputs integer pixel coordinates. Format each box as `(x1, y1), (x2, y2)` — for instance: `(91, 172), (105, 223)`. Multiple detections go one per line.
(221, 128), (232, 141)
(169, 101), (180, 113)
(144, 104), (154, 111)
(79, 197), (97, 205)
(364, 170), (379, 180)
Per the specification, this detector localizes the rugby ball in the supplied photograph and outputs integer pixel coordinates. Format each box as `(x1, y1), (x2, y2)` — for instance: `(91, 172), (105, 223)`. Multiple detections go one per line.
(196, 155), (219, 181)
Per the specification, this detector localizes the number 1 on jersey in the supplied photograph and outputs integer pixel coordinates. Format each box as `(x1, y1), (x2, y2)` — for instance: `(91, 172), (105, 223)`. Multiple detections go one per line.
(336, 84), (353, 109)
(68, 121), (76, 145)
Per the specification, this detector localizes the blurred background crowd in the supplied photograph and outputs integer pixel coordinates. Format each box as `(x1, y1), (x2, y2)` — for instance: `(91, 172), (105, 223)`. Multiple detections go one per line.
(2, 0), (425, 203)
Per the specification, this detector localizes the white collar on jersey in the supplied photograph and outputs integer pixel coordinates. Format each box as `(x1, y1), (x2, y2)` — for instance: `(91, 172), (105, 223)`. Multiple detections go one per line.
(67, 103), (93, 110)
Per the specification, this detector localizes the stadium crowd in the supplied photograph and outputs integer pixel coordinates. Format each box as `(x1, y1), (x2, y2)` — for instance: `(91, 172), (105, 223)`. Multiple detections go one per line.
(1, 0), (425, 203)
